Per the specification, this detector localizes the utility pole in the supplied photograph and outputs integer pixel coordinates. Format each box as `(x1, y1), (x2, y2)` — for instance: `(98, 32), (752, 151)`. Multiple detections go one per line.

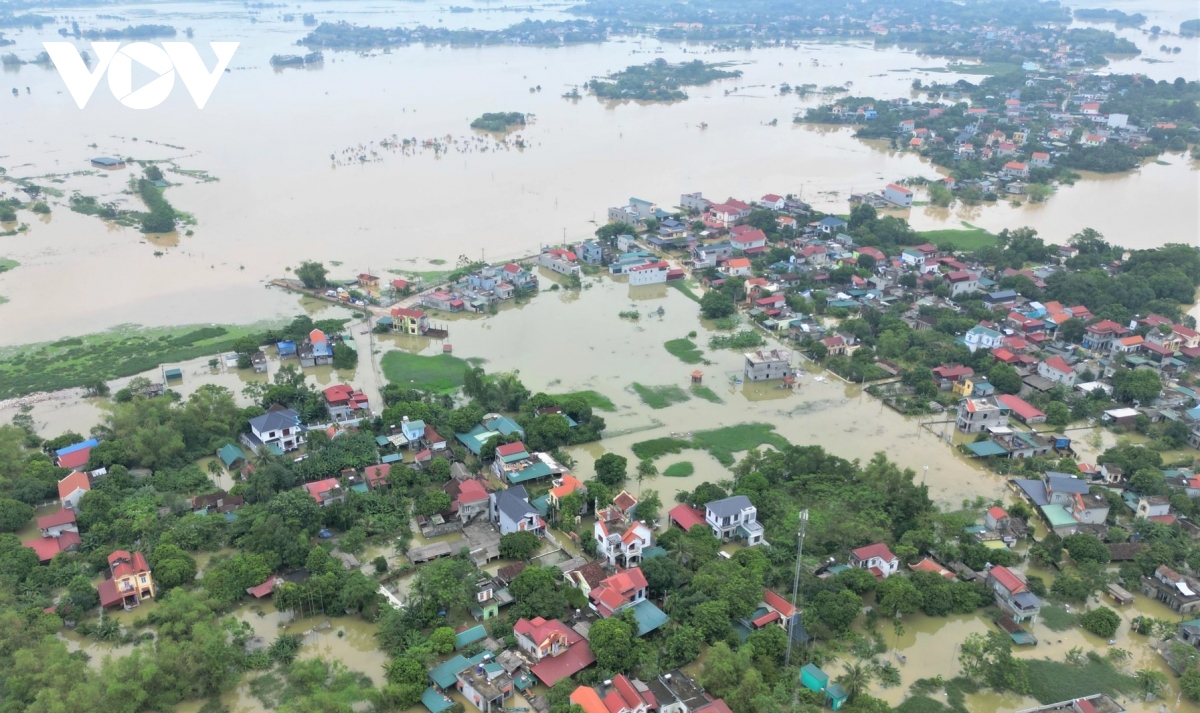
(785, 509), (810, 669)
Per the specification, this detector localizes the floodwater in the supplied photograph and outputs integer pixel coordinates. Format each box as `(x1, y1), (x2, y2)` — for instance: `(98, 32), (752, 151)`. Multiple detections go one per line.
(0, 0), (1197, 345)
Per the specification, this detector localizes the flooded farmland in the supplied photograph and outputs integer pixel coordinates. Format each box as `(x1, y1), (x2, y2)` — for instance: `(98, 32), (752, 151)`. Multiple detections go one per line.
(0, 0), (1197, 345)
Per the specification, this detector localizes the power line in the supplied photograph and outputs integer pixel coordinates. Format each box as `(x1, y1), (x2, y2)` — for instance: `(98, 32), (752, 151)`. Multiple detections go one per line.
(785, 508), (809, 669)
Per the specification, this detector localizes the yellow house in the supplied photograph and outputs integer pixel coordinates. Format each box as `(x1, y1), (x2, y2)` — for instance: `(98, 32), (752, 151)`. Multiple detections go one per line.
(99, 550), (155, 609)
(953, 377), (975, 397)
(1013, 131), (1027, 145)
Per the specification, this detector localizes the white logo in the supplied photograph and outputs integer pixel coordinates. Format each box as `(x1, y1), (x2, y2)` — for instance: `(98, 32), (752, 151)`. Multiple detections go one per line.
(43, 41), (239, 109)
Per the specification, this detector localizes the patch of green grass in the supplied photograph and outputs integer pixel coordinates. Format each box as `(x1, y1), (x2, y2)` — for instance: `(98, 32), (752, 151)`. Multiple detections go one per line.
(554, 390), (616, 412)
(690, 385), (722, 403)
(631, 437), (691, 460)
(667, 280), (701, 303)
(1026, 656), (1136, 704)
(428, 259), (447, 265)
(1039, 605), (1077, 632)
(691, 423), (788, 466)
(381, 351), (473, 393)
(918, 224), (999, 251)
(664, 338), (705, 364)
(662, 461), (695, 477)
(0, 295), (7, 305)
(0, 258), (18, 273)
(0, 322), (276, 399)
(916, 62), (1022, 76)
(631, 383), (691, 409)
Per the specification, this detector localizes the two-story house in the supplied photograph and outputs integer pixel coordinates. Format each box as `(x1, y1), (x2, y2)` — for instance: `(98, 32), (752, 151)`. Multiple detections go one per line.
(456, 653), (514, 713)
(1082, 320), (1129, 351)
(963, 324), (1004, 353)
(491, 486), (545, 536)
(539, 248), (582, 277)
(956, 397), (1010, 433)
(390, 307), (430, 336)
(589, 567), (649, 617)
(704, 495), (764, 545)
(944, 270), (979, 297)
(744, 349), (791, 382)
(57, 470), (91, 511)
(986, 565), (1042, 623)
(1038, 356), (1076, 386)
(21, 508), (82, 562)
(98, 550), (155, 609)
(594, 491), (654, 568)
(245, 406), (305, 452)
(849, 543), (900, 579)
(447, 478), (491, 523)
(514, 616), (596, 686)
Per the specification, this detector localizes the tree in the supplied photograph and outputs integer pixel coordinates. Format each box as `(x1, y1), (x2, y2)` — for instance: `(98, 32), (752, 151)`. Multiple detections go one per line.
(1058, 318), (1086, 344)
(332, 343), (358, 370)
(1181, 667), (1200, 702)
(295, 261), (329, 288)
(690, 599), (733, 643)
(958, 631), (1030, 693)
(589, 616), (634, 673)
(662, 625), (704, 668)
(1045, 402), (1070, 427)
(700, 290), (736, 319)
(808, 589), (862, 634)
(411, 556), (475, 615)
(509, 566), (567, 619)
(1080, 607), (1121, 638)
(1063, 534), (1111, 564)
(1112, 368), (1161, 404)
(429, 627), (457, 654)
(700, 642), (749, 699)
(414, 490), (452, 517)
(877, 576), (923, 618)
(0, 498), (34, 532)
(67, 575), (100, 610)
(149, 543), (198, 590)
(636, 489), (662, 524)
(1129, 468), (1168, 496)
(642, 554), (686, 598)
(836, 661), (874, 702)
(1135, 669), (1168, 698)
(595, 453), (628, 488)
(988, 362), (1023, 394)
(499, 531), (541, 560)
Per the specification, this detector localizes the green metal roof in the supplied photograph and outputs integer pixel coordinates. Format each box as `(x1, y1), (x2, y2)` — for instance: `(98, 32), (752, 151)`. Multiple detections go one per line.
(429, 655), (469, 689)
(422, 687), (454, 713)
(455, 424), (499, 456)
(217, 443), (245, 468)
(455, 624), (487, 649)
(505, 462), (554, 484)
(966, 441), (1009, 458)
(630, 600), (669, 636)
(1041, 504), (1078, 528)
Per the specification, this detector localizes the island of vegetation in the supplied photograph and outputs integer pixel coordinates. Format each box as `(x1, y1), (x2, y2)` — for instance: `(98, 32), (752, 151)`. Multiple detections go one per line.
(586, 59), (741, 102)
(470, 112), (526, 132)
(298, 18), (632, 50)
(1073, 8), (1146, 26)
(75, 24), (177, 40)
(797, 71), (1198, 205)
(270, 51), (323, 68)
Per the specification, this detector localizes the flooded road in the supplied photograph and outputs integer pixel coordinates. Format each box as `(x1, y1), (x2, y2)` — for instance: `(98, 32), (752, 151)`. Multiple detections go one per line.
(0, 0), (1196, 345)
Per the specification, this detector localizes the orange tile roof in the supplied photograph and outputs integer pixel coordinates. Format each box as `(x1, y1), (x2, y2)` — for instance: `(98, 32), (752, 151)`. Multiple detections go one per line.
(57, 471), (91, 500)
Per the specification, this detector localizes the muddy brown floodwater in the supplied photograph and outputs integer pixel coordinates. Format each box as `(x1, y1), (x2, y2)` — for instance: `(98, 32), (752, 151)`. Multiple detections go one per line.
(0, 0), (1196, 345)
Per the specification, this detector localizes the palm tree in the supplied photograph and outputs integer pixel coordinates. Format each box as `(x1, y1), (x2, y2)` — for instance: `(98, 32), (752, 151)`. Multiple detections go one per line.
(207, 459), (224, 479)
(837, 661), (874, 702)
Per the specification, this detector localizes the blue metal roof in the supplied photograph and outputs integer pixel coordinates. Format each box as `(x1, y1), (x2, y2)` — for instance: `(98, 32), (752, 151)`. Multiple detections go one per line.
(55, 438), (99, 457)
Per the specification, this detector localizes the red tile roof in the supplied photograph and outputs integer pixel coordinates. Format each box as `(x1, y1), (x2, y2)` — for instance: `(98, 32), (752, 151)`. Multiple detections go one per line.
(458, 479), (489, 503)
(908, 557), (954, 579)
(763, 588), (797, 617)
(669, 504), (706, 531)
(697, 700), (733, 713)
(997, 394), (1046, 422)
(988, 565), (1026, 594)
(530, 639), (595, 687)
(987, 506), (1009, 520)
(304, 478), (340, 502)
(37, 508), (76, 529)
(57, 471), (91, 500)
(56, 448), (92, 471)
(571, 687), (609, 713)
(613, 491), (638, 513)
(752, 609), (781, 627)
(22, 531), (81, 562)
(365, 464), (391, 488)
(851, 543), (896, 563)
(496, 441), (528, 457)
(1042, 356), (1071, 375)
(590, 568), (649, 616)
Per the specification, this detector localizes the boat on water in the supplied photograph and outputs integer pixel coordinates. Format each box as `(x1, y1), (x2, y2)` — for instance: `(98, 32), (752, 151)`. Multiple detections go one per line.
(895, 652), (907, 664)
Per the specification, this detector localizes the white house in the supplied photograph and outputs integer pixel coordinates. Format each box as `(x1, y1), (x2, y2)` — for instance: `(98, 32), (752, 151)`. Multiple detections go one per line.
(849, 543), (900, 579)
(729, 226), (768, 250)
(245, 406), (305, 452)
(680, 192), (708, 212)
(538, 248), (582, 277)
(1136, 495), (1171, 520)
(883, 183), (913, 208)
(964, 325), (1003, 353)
(758, 193), (786, 210)
(704, 495), (764, 546)
(1037, 356), (1076, 386)
(722, 257), (752, 277)
(627, 260), (670, 286)
(899, 248), (925, 268)
(594, 491), (654, 568)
